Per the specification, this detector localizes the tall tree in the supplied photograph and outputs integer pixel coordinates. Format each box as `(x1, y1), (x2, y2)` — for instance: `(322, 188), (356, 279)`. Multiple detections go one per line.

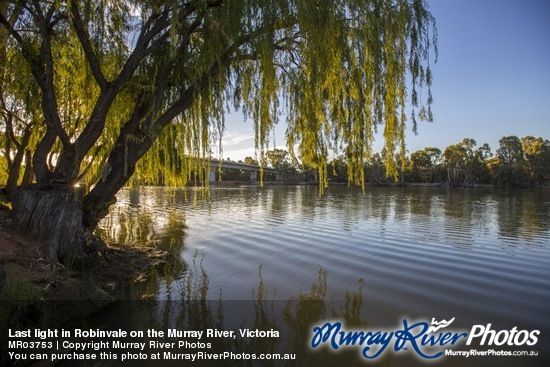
(496, 136), (523, 164)
(442, 140), (468, 186)
(1, 0), (436, 259)
(521, 136), (550, 185)
(410, 146), (440, 182)
(266, 148), (299, 182)
(493, 135), (528, 187)
(471, 143), (492, 184)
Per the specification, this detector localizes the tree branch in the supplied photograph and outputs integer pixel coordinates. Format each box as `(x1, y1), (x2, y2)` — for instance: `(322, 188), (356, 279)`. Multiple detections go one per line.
(0, 10), (40, 68)
(115, 10), (171, 87)
(69, 1), (107, 88)
(152, 33), (252, 134)
(33, 127), (56, 182)
(24, 0), (71, 149)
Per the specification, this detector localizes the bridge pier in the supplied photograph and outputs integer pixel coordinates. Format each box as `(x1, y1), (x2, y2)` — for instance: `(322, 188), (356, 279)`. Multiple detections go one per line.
(208, 167), (217, 182)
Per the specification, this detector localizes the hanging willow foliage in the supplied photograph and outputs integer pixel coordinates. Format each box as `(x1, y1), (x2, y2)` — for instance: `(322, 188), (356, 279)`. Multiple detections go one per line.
(137, 0), (437, 192)
(0, 0), (436, 225)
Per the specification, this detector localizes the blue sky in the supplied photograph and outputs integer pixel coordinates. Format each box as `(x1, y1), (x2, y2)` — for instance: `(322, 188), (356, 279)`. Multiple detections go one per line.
(220, 0), (550, 161)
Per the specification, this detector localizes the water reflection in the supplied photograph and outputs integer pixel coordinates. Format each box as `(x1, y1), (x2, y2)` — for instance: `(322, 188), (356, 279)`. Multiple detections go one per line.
(75, 258), (545, 367)
(91, 264), (372, 366)
(496, 190), (550, 246)
(99, 186), (550, 287)
(99, 185), (550, 355)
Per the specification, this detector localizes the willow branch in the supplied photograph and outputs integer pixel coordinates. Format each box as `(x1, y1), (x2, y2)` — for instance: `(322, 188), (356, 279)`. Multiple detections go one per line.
(70, 1), (107, 88)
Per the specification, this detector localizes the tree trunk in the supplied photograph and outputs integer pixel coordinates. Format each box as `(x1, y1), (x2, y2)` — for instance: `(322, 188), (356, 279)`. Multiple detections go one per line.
(82, 139), (141, 229)
(5, 144), (25, 199)
(21, 149), (34, 184)
(11, 184), (85, 264)
(4, 117), (32, 199)
(82, 106), (156, 228)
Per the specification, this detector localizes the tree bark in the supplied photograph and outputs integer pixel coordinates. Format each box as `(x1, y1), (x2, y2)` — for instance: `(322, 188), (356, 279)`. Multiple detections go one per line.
(5, 123), (32, 199)
(22, 149), (34, 184)
(11, 184), (85, 264)
(82, 131), (147, 228)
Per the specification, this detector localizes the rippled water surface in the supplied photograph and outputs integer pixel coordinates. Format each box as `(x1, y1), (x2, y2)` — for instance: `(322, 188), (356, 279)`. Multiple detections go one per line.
(100, 185), (550, 336)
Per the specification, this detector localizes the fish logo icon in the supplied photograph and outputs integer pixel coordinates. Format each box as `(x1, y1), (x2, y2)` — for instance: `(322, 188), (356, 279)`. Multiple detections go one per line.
(427, 317), (456, 333)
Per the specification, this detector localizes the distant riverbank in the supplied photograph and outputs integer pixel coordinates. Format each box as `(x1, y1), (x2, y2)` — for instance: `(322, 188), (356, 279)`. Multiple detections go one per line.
(207, 180), (549, 189)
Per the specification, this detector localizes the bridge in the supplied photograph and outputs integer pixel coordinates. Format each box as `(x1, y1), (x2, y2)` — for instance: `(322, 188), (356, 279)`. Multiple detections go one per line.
(209, 159), (281, 182)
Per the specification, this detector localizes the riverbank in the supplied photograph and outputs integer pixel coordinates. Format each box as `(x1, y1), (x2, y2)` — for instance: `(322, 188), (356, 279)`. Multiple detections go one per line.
(208, 180), (549, 189)
(0, 207), (168, 321)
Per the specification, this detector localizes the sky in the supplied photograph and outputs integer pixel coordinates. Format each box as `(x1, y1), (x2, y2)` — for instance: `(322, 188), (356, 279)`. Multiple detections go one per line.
(220, 0), (550, 162)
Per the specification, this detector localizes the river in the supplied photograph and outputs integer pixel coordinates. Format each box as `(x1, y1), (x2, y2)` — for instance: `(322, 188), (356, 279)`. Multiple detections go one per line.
(97, 185), (550, 365)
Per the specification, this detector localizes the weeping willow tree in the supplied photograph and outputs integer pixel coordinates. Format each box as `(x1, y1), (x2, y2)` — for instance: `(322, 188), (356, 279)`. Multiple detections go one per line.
(0, 0), (436, 257)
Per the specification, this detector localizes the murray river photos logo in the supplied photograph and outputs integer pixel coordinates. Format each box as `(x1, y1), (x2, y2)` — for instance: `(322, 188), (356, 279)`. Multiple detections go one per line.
(310, 317), (540, 360)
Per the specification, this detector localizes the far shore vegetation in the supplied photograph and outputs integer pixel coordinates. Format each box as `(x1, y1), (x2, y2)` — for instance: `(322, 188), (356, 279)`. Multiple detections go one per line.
(179, 135), (549, 189)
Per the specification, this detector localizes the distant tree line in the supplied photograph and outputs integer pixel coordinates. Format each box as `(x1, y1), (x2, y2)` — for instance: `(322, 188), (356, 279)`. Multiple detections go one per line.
(215, 135), (548, 187)
(330, 135), (550, 187)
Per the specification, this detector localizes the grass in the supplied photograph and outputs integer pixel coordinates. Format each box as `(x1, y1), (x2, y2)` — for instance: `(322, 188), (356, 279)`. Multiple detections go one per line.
(0, 277), (43, 304)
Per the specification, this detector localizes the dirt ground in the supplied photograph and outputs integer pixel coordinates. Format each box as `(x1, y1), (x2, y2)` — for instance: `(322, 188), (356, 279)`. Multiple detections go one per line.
(0, 208), (167, 303)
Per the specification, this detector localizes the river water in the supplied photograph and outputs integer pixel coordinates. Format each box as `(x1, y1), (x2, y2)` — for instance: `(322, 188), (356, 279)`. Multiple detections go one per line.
(98, 185), (550, 363)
